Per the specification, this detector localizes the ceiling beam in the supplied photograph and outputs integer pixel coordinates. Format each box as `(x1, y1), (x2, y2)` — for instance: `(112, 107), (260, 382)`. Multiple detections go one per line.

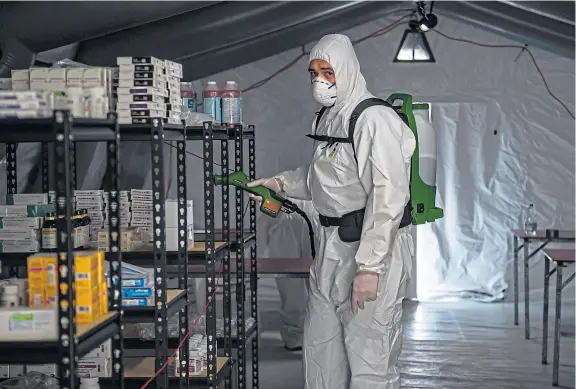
(0, 1), (219, 52)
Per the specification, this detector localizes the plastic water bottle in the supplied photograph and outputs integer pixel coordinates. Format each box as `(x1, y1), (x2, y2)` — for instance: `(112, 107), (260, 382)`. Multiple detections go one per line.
(221, 81), (242, 124)
(181, 82), (197, 112)
(202, 81), (222, 122)
(523, 204), (537, 236)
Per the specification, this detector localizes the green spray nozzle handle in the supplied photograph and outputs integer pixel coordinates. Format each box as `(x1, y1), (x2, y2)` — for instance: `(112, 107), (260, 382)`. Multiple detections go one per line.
(214, 171), (285, 217)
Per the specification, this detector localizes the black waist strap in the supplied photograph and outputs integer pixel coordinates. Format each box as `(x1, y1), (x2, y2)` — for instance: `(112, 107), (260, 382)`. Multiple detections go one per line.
(319, 207), (413, 229)
(319, 209), (364, 228)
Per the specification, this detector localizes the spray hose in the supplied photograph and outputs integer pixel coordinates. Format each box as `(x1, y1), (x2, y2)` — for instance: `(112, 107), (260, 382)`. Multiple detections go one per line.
(294, 207), (316, 260)
(279, 198), (316, 259)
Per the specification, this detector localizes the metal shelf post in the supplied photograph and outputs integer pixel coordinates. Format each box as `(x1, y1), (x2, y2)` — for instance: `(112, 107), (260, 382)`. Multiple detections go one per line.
(176, 130), (190, 389)
(53, 110), (77, 389)
(151, 119), (169, 389)
(234, 125), (246, 389)
(106, 113), (124, 389)
(5, 142), (18, 278)
(41, 141), (50, 192)
(220, 136), (233, 389)
(203, 122), (218, 389)
(248, 128), (259, 389)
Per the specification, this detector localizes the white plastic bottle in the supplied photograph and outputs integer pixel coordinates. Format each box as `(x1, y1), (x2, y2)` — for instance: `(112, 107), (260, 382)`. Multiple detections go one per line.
(202, 81), (222, 122)
(80, 377), (99, 389)
(65, 87), (86, 117)
(523, 204), (537, 236)
(221, 81), (242, 124)
(1, 284), (20, 307)
(413, 105), (436, 187)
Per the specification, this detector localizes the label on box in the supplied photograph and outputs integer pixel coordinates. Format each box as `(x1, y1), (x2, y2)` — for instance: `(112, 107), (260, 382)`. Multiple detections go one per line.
(120, 277), (149, 287)
(8, 311), (54, 331)
(123, 298), (151, 306)
(121, 72), (167, 82)
(122, 287), (154, 298)
(0, 217), (43, 229)
(118, 109), (164, 118)
(119, 78), (166, 89)
(117, 87), (168, 97)
(117, 102), (164, 111)
(117, 56), (165, 67)
(117, 93), (165, 104)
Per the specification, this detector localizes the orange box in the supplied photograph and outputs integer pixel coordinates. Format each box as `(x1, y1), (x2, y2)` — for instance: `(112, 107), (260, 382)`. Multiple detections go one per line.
(100, 281), (109, 314)
(76, 285), (100, 324)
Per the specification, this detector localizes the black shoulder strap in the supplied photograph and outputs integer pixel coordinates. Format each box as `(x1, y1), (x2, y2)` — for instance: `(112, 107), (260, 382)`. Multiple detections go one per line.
(348, 98), (392, 162)
(314, 107), (328, 132)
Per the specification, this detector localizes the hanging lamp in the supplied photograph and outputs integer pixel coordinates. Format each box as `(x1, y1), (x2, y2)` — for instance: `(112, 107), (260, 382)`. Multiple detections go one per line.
(393, 20), (435, 63)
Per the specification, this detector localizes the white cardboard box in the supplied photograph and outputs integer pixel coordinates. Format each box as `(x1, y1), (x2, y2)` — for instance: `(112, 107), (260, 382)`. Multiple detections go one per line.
(84, 340), (112, 359)
(77, 358), (111, 377)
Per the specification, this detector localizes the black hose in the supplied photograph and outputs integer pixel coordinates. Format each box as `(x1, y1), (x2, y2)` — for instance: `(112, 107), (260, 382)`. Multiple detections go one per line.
(293, 207), (316, 260)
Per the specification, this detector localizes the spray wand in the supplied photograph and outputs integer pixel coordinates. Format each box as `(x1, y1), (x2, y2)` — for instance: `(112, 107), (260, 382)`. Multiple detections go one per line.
(214, 171), (316, 259)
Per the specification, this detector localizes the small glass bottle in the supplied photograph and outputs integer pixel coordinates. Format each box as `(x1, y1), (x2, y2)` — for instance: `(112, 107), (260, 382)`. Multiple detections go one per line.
(41, 212), (57, 251)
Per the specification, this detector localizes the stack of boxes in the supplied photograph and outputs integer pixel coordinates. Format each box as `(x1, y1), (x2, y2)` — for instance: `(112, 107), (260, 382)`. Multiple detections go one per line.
(10, 67), (113, 119)
(105, 262), (154, 307)
(174, 334), (211, 376)
(114, 56), (183, 125)
(27, 251), (108, 324)
(75, 190), (105, 243)
(0, 340), (112, 378)
(0, 91), (51, 119)
(0, 194), (53, 253)
(128, 189), (154, 242)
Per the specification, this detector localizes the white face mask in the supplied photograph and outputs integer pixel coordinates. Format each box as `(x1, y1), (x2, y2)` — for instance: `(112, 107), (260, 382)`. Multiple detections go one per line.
(312, 76), (337, 107)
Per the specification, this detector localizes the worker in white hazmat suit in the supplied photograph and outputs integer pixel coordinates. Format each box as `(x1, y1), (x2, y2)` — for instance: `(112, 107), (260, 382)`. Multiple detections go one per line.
(256, 198), (317, 351)
(248, 34), (415, 389)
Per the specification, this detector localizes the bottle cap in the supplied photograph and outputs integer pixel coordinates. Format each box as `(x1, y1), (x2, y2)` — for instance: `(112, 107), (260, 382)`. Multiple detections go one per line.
(206, 81), (217, 85)
(80, 377), (99, 384)
(226, 81), (236, 85)
(2, 284), (19, 294)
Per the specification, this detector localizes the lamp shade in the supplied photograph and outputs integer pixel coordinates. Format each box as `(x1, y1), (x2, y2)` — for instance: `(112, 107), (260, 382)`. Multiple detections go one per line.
(394, 21), (435, 63)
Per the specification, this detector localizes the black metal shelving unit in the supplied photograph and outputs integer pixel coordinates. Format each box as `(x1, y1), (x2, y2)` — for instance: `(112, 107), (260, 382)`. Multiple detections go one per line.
(0, 115), (259, 389)
(0, 111), (123, 389)
(186, 124), (258, 389)
(109, 121), (234, 389)
(123, 124), (259, 389)
(110, 119), (194, 389)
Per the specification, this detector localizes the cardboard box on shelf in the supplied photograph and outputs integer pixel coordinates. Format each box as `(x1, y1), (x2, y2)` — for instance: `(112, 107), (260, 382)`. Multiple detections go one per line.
(84, 340), (112, 359)
(0, 308), (57, 341)
(9, 365), (24, 377)
(26, 364), (57, 377)
(76, 358), (111, 378)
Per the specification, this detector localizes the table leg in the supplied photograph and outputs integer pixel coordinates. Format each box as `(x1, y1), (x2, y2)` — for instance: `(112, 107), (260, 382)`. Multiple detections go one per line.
(552, 265), (562, 386)
(514, 235), (519, 326)
(524, 239), (530, 339)
(542, 256), (550, 364)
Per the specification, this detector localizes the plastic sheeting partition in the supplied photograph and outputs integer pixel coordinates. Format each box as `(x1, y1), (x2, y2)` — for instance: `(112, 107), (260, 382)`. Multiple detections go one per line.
(184, 15), (573, 301)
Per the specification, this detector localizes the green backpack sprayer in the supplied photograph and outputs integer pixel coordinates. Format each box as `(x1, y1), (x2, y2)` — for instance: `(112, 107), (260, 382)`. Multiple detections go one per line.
(214, 93), (443, 259)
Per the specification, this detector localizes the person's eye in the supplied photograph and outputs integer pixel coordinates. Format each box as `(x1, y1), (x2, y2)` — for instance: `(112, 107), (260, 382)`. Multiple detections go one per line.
(324, 71), (333, 78)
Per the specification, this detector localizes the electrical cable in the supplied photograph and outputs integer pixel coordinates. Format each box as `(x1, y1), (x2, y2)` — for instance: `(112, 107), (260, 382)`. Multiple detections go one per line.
(139, 288), (219, 389)
(197, 11), (573, 119)
(432, 29), (575, 119)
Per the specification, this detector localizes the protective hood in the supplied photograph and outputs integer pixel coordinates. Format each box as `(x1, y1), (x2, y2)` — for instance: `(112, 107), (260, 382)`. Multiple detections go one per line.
(309, 34), (372, 134)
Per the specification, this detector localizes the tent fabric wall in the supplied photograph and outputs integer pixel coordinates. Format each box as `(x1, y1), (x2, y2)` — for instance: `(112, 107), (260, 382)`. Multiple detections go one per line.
(2, 13), (572, 300)
(182, 14), (574, 300)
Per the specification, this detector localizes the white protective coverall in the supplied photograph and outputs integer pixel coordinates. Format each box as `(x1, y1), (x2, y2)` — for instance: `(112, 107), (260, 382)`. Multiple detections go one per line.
(256, 199), (317, 350)
(274, 34), (416, 389)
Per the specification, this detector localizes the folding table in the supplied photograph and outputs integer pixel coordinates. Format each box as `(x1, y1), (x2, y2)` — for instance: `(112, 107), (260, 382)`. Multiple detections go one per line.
(541, 248), (575, 387)
(512, 229), (575, 339)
